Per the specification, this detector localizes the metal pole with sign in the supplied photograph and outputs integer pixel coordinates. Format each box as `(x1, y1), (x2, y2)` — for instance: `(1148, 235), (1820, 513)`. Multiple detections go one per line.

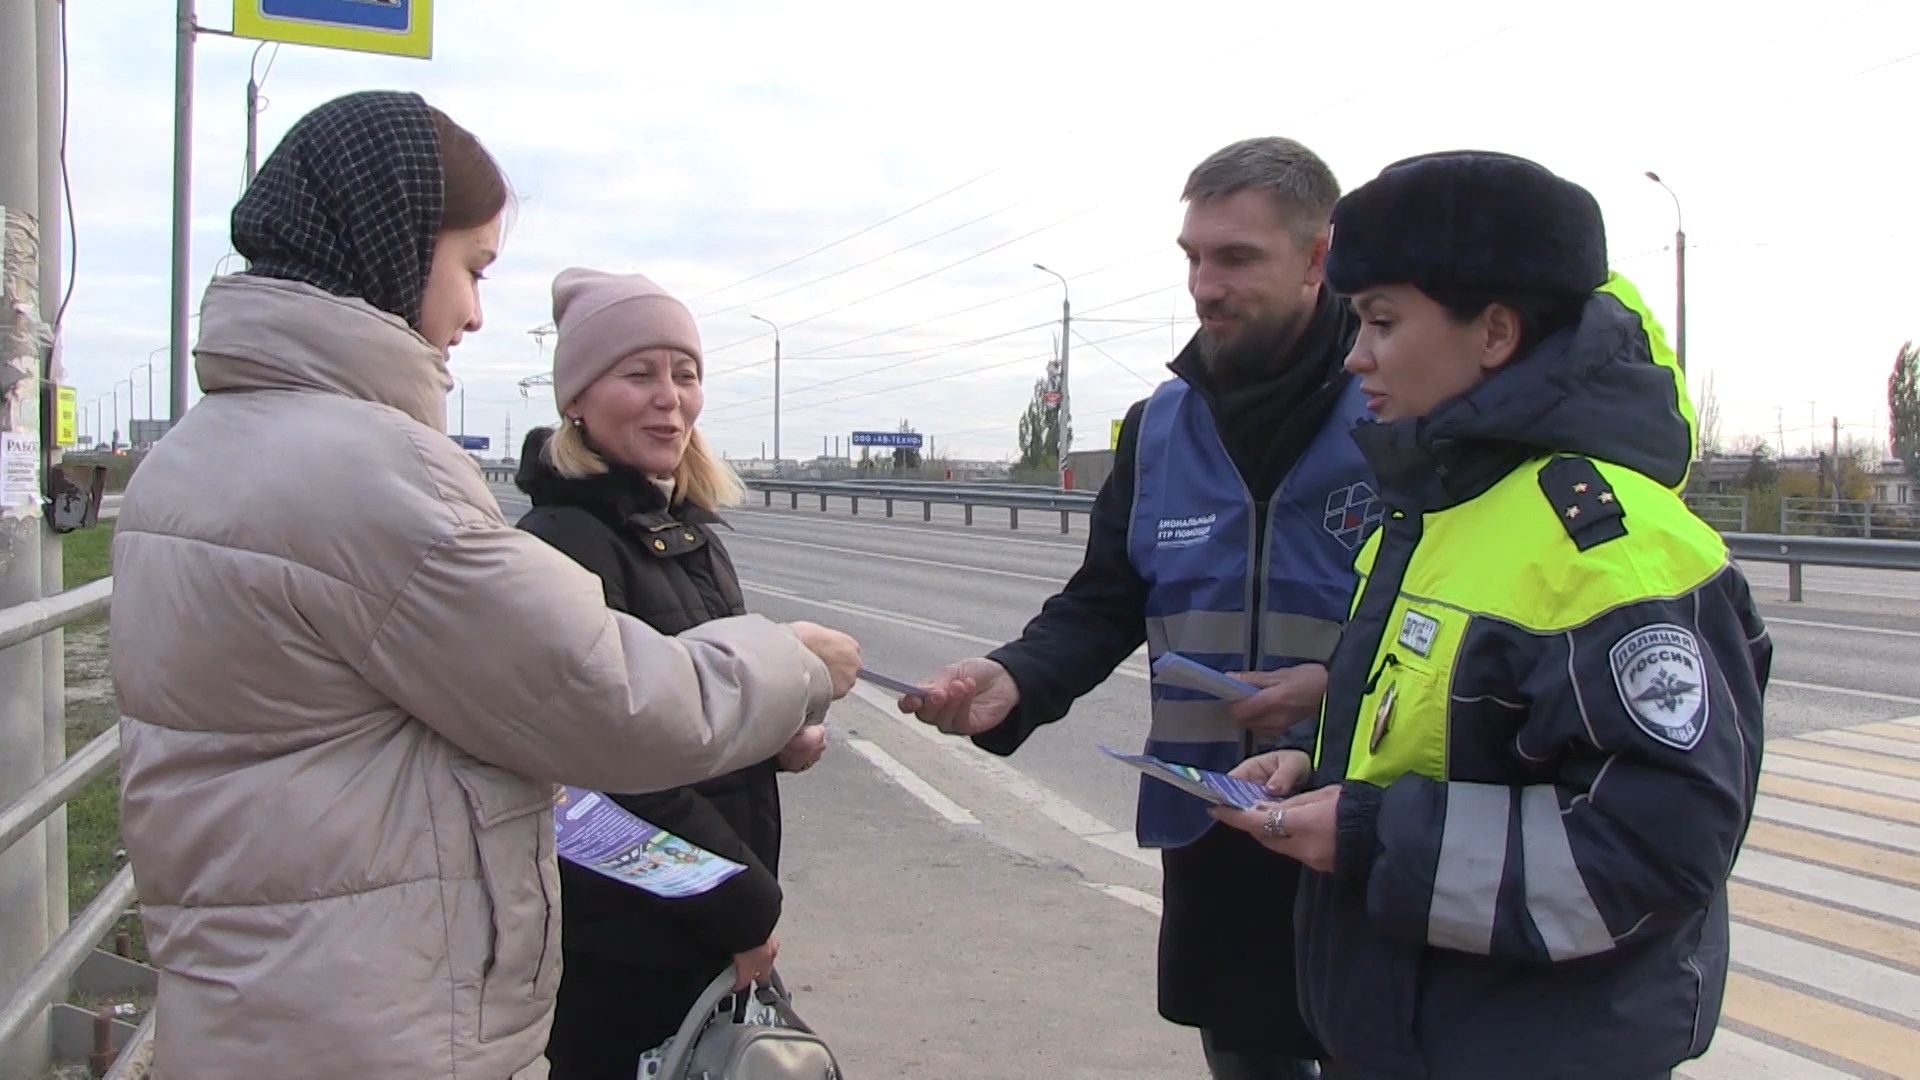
(170, 1), (437, 424)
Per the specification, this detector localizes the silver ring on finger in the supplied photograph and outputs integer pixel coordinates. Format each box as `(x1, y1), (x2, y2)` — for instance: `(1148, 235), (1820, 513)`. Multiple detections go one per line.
(1262, 806), (1289, 838)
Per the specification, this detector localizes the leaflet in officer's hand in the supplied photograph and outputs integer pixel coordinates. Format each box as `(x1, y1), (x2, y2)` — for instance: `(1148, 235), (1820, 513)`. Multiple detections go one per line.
(1100, 745), (1273, 810)
(1151, 652), (1260, 702)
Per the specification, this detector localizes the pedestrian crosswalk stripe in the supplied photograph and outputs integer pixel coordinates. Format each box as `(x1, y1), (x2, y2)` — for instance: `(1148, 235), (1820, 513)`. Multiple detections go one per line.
(1858, 719), (1920, 744)
(1766, 739), (1920, 781)
(1743, 819), (1920, 888)
(1763, 755), (1920, 800)
(1760, 772), (1920, 825)
(1734, 847), (1920, 924)
(1802, 728), (1920, 761)
(1754, 794), (1920, 850)
(1721, 972), (1920, 1077)
(1679, 1028), (1856, 1079)
(1732, 922), (1920, 1023)
(1729, 880), (1920, 971)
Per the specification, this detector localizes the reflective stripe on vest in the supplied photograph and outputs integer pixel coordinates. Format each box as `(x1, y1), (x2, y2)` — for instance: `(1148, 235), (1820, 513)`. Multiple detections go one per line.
(1127, 376), (1375, 848)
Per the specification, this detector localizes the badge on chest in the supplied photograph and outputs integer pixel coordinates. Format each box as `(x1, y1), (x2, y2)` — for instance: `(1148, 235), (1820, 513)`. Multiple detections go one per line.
(1396, 609), (1440, 658)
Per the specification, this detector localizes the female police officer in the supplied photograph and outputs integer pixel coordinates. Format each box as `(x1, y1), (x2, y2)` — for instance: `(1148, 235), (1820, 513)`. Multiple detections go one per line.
(1211, 152), (1772, 1080)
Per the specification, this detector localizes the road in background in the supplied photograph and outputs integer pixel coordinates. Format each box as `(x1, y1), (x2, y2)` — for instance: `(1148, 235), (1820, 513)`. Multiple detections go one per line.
(493, 484), (1920, 1078)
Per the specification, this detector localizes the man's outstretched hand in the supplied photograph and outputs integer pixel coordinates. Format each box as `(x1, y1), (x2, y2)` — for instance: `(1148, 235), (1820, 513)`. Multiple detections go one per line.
(898, 658), (1020, 737)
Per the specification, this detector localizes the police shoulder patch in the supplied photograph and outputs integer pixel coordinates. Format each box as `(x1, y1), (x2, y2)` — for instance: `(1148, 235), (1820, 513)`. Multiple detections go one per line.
(1608, 622), (1710, 751)
(1537, 455), (1627, 552)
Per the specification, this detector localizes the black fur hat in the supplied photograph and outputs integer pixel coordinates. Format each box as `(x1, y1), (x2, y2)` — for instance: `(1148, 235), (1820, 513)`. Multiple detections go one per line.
(1324, 151), (1607, 300)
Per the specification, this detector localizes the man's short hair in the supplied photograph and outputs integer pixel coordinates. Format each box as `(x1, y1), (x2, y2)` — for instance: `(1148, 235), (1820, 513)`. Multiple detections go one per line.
(1182, 137), (1341, 237)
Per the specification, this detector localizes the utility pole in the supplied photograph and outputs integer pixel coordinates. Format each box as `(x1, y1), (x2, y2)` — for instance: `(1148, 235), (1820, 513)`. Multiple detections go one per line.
(168, 0), (197, 422)
(750, 315), (781, 476)
(35, 0), (66, 945)
(1, 0), (53, 1072)
(1832, 416), (1841, 503)
(1034, 263), (1070, 489)
(1644, 171), (1685, 375)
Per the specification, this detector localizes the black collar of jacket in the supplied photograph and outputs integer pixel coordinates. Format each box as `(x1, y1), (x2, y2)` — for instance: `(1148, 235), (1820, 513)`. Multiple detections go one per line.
(514, 426), (725, 530)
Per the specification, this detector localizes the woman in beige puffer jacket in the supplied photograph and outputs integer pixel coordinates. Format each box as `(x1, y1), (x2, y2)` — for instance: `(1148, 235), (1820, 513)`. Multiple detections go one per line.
(109, 90), (861, 1080)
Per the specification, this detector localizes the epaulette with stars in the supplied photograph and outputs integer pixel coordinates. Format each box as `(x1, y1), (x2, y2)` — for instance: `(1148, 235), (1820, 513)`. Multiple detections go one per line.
(1537, 454), (1627, 552)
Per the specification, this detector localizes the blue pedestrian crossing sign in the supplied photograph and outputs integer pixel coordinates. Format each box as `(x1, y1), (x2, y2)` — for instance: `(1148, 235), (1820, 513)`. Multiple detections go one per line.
(234, 0), (434, 59)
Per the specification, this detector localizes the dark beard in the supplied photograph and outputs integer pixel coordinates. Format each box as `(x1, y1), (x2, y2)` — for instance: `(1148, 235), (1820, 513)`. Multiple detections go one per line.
(1198, 306), (1309, 382)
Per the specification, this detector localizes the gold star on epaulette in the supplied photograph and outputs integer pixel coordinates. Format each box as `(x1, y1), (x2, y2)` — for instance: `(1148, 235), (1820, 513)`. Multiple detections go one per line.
(1539, 455), (1629, 552)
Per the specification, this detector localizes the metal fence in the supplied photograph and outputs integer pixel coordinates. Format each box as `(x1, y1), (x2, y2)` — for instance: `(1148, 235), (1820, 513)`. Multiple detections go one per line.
(740, 479), (1920, 601)
(1682, 492), (1749, 533)
(0, 578), (154, 1076)
(1781, 497), (1920, 541)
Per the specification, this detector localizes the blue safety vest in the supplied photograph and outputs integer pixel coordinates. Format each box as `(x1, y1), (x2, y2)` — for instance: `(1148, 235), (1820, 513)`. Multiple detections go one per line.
(1126, 376), (1377, 848)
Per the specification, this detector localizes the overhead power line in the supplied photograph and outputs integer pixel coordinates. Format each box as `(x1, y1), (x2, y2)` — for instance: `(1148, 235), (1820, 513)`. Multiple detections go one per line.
(702, 202), (1107, 358)
(688, 169), (999, 302)
(698, 198), (1031, 320)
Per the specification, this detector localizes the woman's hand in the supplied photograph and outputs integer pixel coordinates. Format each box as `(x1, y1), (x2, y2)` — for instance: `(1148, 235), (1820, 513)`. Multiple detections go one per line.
(786, 621), (861, 698)
(731, 935), (779, 990)
(1229, 749), (1314, 799)
(777, 725), (827, 773)
(1209, 786), (1341, 874)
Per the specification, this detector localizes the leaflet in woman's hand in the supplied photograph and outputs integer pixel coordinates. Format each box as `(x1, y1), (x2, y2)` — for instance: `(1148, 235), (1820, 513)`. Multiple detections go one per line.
(1099, 745), (1272, 810)
(552, 786), (745, 898)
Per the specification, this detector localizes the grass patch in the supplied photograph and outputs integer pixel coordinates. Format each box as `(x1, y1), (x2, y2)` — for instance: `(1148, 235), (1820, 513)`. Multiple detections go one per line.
(61, 518), (113, 587)
(57, 519), (147, 967)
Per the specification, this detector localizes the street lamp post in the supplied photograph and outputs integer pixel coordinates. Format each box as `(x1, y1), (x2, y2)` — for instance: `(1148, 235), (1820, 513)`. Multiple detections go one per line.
(1644, 171), (1686, 375)
(749, 314), (782, 475)
(1033, 263), (1071, 489)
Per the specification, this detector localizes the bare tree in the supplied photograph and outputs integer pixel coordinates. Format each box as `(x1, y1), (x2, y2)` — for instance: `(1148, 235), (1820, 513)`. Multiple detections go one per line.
(1695, 371), (1723, 461)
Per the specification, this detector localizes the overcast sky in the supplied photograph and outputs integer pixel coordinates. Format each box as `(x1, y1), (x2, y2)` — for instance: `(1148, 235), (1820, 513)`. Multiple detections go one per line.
(50, 0), (1920, 464)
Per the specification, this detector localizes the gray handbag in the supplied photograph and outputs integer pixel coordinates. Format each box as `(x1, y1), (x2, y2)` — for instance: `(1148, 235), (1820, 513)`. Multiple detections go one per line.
(652, 967), (843, 1080)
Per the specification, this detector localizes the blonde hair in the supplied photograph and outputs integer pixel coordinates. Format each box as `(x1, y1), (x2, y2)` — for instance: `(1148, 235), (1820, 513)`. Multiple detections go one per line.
(543, 421), (745, 511)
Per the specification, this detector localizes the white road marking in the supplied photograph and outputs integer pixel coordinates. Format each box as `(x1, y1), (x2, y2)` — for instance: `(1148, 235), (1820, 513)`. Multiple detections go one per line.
(730, 532), (1065, 585)
(844, 738), (980, 825)
(1753, 794), (1920, 850)
(1677, 1029), (1857, 1080)
(1771, 679), (1920, 706)
(1734, 848), (1920, 924)
(1730, 922), (1920, 1023)
(1799, 729), (1920, 761)
(1084, 882), (1164, 916)
(732, 507), (1086, 552)
(848, 681), (1159, 870)
(1763, 756), (1920, 800)
(743, 583), (1149, 681)
(1767, 616), (1920, 640)
(826, 599), (963, 630)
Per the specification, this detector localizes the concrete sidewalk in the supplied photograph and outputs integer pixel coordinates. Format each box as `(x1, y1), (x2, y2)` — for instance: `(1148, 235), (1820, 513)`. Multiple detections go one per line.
(771, 710), (1202, 1079)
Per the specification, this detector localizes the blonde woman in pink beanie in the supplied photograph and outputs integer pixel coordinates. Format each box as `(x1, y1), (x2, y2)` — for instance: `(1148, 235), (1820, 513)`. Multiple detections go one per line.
(513, 268), (840, 1079)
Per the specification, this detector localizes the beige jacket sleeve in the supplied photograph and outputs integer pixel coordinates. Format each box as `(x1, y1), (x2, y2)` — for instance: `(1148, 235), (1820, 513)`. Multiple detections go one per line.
(357, 518), (832, 791)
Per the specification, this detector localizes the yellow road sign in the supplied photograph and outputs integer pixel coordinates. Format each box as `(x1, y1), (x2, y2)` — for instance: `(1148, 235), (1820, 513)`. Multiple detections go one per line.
(232, 0), (433, 60)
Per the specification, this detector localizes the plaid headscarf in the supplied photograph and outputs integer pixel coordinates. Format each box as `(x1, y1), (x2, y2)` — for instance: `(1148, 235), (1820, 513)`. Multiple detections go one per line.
(232, 90), (445, 328)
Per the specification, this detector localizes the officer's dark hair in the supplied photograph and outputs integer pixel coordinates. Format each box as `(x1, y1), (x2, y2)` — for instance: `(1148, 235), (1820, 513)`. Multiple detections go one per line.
(1423, 286), (1588, 361)
(1183, 137), (1341, 243)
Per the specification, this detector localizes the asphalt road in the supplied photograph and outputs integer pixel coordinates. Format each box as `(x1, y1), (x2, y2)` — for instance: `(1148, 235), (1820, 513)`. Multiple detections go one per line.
(493, 483), (1920, 1079)
(494, 485), (1920, 832)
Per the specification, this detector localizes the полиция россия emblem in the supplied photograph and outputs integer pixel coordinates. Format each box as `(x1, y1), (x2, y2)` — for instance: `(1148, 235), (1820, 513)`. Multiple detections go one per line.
(1608, 623), (1709, 751)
